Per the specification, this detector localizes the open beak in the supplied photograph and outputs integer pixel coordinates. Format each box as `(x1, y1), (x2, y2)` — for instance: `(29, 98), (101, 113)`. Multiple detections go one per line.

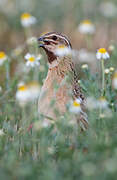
(38, 36), (50, 48)
(38, 36), (45, 48)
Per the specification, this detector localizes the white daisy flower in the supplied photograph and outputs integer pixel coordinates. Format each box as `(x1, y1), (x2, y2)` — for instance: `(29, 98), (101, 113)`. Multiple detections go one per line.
(86, 97), (98, 110)
(42, 120), (51, 128)
(27, 81), (40, 99)
(81, 64), (89, 69)
(99, 109), (112, 119)
(0, 129), (4, 136)
(0, 51), (7, 66)
(100, 2), (117, 18)
(69, 98), (82, 114)
(26, 37), (37, 45)
(112, 71), (117, 90)
(0, 86), (2, 93)
(78, 49), (96, 63)
(78, 20), (95, 34)
(55, 44), (72, 57)
(109, 67), (114, 72)
(86, 96), (109, 110)
(16, 81), (40, 106)
(104, 68), (110, 74)
(33, 120), (52, 131)
(21, 13), (37, 27)
(48, 147), (55, 155)
(12, 46), (24, 58)
(96, 48), (110, 60)
(16, 82), (30, 106)
(97, 96), (108, 109)
(108, 45), (115, 52)
(24, 53), (41, 67)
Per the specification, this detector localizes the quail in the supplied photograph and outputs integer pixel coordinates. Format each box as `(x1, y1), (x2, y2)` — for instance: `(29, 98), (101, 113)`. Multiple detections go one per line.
(38, 32), (88, 130)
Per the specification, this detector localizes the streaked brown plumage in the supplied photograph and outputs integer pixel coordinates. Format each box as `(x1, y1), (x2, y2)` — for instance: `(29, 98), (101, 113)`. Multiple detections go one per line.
(38, 32), (88, 130)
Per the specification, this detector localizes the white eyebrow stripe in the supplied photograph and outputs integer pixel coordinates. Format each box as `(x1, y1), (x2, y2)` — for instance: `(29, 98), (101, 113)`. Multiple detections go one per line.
(56, 34), (71, 47)
(44, 39), (57, 44)
(44, 34), (71, 47)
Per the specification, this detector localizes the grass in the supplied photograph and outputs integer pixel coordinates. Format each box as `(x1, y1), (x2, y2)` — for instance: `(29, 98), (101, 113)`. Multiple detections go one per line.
(0, 56), (117, 179)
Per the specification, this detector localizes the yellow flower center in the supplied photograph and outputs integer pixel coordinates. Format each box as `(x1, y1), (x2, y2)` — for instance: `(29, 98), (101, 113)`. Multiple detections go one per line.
(73, 101), (80, 107)
(18, 85), (27, 91)
(109, 67), (114, 72)
(27, 81), (40, 88)
(13, 47), (22, 56)
(29, 57), (35, 62)
(58, 44), (66, 49)
(98, 48), (107, 54)
(82, 20), (92, 25)
(99, 96), (106, 101)
(21, 13), (31, 20)
(113, 72), (117, 78)
(0, 51), (6, 59)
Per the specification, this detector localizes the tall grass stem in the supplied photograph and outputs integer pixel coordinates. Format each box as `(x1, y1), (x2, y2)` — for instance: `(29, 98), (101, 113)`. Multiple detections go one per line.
(5, 60), (10, 90)
(101, 59), (105, 96)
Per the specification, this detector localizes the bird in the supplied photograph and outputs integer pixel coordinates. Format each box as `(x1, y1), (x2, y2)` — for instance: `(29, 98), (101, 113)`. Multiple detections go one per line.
(38, 32), (88, 130)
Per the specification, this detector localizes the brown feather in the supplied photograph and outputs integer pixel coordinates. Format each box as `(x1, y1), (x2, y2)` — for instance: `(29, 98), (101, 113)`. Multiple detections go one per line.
(38, 32), (88, 130)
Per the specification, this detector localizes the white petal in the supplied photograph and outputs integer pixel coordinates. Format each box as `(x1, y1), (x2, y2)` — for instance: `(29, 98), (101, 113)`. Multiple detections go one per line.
(96, 52), (102, 59)
(78, 24), (95, 34)
(102, 53), (106, 59)
(0, 60), (4, 66)
(30, 63), (35, 67)
(21, 16), (37, 27)
(36, 57), (41, 61)
(113, 78), (117, 89)
(30, 16), (37, 24)
(76, 98), (82, 104)
(25, 53), (31, 60)
(26, 61), (29, 66)
(70, 106), (81, 114)
(105, 52), (110, 58)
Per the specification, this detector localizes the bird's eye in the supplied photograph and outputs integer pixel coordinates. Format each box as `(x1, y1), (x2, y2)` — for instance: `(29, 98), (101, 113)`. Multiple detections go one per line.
(52, 35), (57, 40)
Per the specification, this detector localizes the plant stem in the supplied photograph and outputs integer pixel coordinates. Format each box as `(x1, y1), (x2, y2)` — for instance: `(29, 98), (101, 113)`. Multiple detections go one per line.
(85, 34), (92, 50)
(5, 60), (10, 90)
(24, 27), (32, 39)
(24, 27), (33, 53)
(101, 59), (105, 96)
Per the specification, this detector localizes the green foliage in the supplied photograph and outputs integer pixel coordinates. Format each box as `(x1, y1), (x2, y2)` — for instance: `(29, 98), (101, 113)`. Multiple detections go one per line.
(0, 62), (117, 179)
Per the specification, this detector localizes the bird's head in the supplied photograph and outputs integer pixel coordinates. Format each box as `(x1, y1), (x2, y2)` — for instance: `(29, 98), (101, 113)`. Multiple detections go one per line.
(38, 32), (72, 64)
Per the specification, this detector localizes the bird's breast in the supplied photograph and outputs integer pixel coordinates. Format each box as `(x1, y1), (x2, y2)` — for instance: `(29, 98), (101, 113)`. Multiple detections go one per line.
(38, 67), (71, 119)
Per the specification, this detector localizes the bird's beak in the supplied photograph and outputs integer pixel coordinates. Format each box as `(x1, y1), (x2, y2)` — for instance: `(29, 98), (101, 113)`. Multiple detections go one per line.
(38, 36), (45, 48)
(38, 37), (43, 41)
(38, 36), (51, 48)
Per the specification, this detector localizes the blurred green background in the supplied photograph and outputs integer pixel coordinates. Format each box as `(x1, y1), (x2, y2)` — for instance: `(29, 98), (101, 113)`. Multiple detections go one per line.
(0, 0), (117, 50)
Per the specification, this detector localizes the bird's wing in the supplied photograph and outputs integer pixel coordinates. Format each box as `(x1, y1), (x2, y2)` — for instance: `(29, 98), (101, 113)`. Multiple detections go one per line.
(70, 62), (89, 130)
